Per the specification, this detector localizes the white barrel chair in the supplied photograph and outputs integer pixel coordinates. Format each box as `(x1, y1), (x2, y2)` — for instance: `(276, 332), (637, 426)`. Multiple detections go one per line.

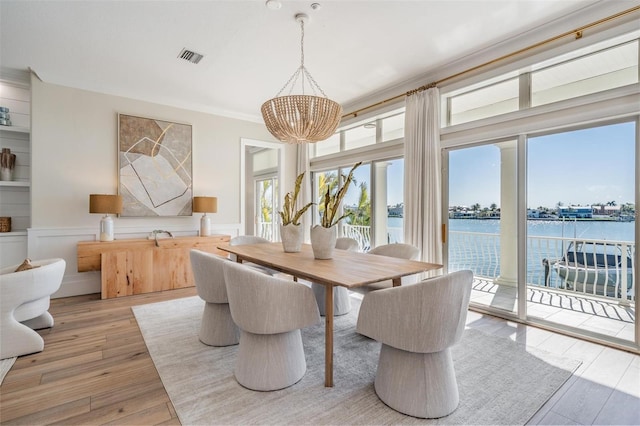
(189, 249), (239, 346)
(229, 235), (279, 275)
(356, 270), (473, 418)
(0, 258), (66, 359)
(351, 243), (421, 295)
(312, 237), (359, 316)
(223, 260), (320, 391)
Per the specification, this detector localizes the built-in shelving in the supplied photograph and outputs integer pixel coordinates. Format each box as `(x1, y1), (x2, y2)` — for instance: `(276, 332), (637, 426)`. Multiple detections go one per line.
(0, 125), (29, 134)
(0, 75), (31, 251)
(0, 180), (29, 187)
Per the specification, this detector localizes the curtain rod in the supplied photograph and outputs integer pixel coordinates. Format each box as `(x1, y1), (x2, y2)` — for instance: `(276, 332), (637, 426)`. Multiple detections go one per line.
(342, 5), (640, 120)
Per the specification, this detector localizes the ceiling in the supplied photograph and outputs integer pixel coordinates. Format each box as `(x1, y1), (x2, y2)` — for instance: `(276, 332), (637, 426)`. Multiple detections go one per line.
(0, 0), (630, 123)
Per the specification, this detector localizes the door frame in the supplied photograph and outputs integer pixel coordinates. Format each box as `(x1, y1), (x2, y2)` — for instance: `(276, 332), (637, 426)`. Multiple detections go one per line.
(240, 138), (285, 237)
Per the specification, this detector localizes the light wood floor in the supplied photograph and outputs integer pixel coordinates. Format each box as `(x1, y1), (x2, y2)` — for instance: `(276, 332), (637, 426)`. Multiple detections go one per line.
(0, 288), (197, 425)
(1, 288), (639, 425)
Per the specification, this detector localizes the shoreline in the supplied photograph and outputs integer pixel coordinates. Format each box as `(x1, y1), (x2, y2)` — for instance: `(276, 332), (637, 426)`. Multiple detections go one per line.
(447, 217), (635, 222)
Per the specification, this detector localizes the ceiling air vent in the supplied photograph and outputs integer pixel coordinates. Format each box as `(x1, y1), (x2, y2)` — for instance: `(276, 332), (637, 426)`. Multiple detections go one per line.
(178, 48), (204, 64)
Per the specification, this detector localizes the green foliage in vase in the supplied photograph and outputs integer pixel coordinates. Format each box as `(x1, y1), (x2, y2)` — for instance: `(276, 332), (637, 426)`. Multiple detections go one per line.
(279, 172), (314, 226)
(320, 161), (362, 228)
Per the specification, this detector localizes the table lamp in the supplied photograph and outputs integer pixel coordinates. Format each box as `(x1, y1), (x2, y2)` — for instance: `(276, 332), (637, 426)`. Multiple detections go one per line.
(89, 194), (123, 242)
(193, 196), (217, 236)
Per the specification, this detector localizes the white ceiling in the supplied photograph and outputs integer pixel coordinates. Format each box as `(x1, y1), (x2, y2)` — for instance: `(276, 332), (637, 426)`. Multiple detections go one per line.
(0, 0), (632, 123)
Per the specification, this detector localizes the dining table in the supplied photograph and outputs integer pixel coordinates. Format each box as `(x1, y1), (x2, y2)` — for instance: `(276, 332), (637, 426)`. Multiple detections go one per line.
(218, 242), (443, 387)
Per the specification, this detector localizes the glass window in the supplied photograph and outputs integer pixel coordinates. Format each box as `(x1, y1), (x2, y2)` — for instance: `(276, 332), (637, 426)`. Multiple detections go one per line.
(344, 124), (376, 150)
(449, 78), (519, 125)
(342, 163), (371, 249)
(385, 159), (404, 244)
(314, 133), (340, 157)
(313, 168), (339, 226)
(532, 41), (639, 107)
(444, 35), (639, 127)
(526, 122), (636, 340)
(447, 142), (516, 315)
(255, 177), (278, 241)
(382, 113), (404, 142)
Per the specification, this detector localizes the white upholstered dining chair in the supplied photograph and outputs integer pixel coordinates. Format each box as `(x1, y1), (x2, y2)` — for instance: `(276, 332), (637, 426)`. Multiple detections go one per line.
(222, 260), (320, 391)
(356, 270), (473, 418)
(351, 243), (421, 294)
(189, 249), (239, 346)
(311, 237), (359, 316)
(228, 235), (279, 275)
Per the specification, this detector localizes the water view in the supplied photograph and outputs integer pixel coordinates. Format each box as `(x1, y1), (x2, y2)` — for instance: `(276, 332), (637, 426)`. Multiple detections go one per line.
(379, 216), (635, 297)
(446, 218), (635, 294)
(449, 218), (634, 242)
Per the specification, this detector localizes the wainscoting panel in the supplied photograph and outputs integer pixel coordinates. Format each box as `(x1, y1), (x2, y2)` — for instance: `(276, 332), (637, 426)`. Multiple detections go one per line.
(0, 232), (27, 268)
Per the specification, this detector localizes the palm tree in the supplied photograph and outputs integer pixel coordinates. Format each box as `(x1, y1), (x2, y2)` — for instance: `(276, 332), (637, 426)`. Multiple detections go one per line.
(259, 180), (272, 223)
(349, 182), (371, 226)
(316, 171), (339, 219)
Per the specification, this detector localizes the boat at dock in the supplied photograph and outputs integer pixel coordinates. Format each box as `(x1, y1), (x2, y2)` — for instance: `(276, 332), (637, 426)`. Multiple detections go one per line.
(543, 241), (634, 298)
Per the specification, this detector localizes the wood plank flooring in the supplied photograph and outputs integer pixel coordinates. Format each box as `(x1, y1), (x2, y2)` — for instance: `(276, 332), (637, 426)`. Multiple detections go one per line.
(1, 288), (638, 425)
(0, 288), (196, 425)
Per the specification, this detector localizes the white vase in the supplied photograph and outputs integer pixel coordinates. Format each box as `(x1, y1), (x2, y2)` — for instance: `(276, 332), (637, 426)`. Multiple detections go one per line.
(280, 224), (303, 253)
(310, 225), (337, 259)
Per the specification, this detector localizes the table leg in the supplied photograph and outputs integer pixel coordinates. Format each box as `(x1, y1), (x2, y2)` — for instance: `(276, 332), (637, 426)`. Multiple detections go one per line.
(392, 277), (401, 287)
(325, 284), (334, 387)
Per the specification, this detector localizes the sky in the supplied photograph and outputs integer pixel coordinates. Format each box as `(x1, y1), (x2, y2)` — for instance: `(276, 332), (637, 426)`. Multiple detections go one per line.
(449, 121), (636, 209)
(326, 121), (635, 209)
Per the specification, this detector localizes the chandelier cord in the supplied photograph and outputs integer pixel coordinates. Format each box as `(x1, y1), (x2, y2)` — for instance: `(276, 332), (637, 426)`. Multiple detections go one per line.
(260, 12), (343, 143)
(300, 18), (305, 94)
(274, 16), (328, 98)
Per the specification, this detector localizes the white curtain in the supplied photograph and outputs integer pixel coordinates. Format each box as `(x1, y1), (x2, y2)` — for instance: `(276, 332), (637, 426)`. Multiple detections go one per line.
(296, 144), (312, 242)
(403, 88), (442, 275)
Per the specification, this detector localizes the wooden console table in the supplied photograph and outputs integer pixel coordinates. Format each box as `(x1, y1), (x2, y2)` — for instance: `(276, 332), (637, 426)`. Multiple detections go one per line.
(77, 235), (230, 299)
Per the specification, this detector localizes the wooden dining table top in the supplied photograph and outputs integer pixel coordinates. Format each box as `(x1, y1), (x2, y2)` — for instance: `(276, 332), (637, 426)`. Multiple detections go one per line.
(218, 242), (442, 288)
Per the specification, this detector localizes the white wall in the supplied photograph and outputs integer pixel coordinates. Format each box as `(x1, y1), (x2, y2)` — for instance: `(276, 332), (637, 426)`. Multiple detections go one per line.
(28, 78), (295, 297)
(31, 78), (279, 227)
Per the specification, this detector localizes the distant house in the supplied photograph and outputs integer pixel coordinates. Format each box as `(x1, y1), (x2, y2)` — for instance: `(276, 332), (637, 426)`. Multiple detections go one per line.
(449, 209), (476, 219)
(388, 206), (403, 217)
(557, 206), (592, 219)
(592, 205), (621, 217)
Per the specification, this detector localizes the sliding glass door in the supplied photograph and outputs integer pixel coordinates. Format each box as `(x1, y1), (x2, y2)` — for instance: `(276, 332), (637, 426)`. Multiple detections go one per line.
(526, 122), (636, 343)
(445, 140), (519, 315)
(445, 120), (637, 346)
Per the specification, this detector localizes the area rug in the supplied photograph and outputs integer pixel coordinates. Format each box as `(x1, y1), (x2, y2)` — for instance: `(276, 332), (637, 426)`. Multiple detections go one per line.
(133, 296), (581, 425)
(0, 357), (16, 386)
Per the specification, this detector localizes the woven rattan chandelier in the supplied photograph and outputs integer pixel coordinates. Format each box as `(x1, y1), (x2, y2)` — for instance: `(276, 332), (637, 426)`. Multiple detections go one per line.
(261, 13), (342, 144)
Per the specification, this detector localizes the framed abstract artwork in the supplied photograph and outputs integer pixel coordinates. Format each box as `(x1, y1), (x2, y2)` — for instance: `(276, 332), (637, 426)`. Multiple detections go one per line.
(118, 114), (193, 217)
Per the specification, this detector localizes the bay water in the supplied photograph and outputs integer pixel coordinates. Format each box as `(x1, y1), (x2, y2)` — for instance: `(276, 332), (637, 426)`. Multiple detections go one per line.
(387, 217), (635, 287)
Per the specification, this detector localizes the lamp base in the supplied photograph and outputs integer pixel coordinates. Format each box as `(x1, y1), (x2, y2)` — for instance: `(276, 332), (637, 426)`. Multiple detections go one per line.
(100, 215), (114, 242)
(200, 214), (211, 237)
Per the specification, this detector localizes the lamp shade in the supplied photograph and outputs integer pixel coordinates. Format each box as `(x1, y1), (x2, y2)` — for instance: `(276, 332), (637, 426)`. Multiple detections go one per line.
(89, 194), (123, 214)
(193, 196), (218, 213)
